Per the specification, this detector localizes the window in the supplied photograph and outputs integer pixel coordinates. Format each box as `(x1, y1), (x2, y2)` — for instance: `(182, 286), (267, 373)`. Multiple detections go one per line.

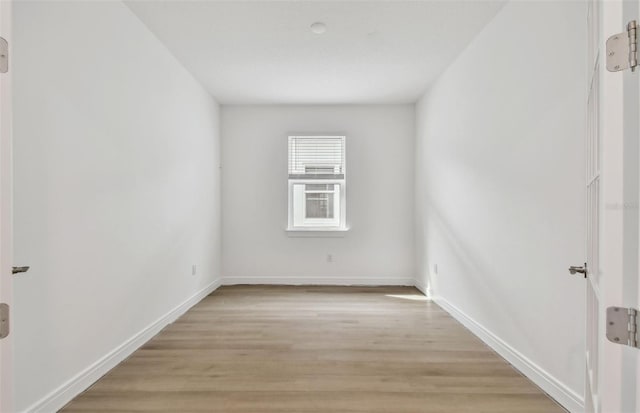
(288, 136), (346, 231)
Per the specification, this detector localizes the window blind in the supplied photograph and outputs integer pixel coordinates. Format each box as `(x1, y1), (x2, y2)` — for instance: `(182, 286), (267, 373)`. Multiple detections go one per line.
(288, 136), (345, 179)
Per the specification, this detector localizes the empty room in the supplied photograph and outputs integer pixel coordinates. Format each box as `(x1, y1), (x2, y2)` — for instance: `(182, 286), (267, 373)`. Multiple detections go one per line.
(1, 0), (639, 412)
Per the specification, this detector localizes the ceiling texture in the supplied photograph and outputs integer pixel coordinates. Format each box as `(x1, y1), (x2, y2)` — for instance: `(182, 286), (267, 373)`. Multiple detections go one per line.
(125, 1), (505, 104)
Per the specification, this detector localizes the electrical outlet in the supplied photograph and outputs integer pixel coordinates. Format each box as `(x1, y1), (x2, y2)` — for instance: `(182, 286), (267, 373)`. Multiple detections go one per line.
(327, 254), (333, 263)
(192, 264), (197, 276)
(433, 264), (438, 274)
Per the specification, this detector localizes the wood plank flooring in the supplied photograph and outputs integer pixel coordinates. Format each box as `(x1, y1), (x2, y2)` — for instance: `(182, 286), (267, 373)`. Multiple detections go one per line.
(62, 286), (565, 412)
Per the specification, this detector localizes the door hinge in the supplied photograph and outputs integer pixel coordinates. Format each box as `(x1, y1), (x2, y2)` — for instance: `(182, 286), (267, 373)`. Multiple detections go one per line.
(0, 36), (7, 74)
(606, 20), (638, 72)
(606, 306), (638, 348)
(0, 303), (8, 339)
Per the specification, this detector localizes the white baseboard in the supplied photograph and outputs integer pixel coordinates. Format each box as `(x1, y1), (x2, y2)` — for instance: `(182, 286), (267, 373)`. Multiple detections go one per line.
(24, 278), (222, 413)
(221, 276), (415, 286)
(413, 278), (430, 297)
(432, 295), (583, 413)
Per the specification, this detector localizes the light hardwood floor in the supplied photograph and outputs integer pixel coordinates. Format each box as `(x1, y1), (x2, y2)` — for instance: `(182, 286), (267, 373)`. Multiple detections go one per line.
(62, 286), (565, 412)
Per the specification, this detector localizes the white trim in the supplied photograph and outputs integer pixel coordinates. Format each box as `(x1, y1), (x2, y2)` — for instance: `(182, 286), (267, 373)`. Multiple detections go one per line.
(0, 1), (13, 410)
(22, 278), (222, 413)
(432, 295), (584, 413)
(285, 228), (349, 237)
(221, 276), (414, 286)
(413, 278), (430, 297)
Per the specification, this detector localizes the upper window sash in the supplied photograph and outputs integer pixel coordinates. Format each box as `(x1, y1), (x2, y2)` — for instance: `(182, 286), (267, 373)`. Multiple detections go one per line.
(288, 136), (346, 179)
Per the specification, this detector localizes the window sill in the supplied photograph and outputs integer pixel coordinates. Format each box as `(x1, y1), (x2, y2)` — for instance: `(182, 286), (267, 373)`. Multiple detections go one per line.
(285, 228), (350, 238)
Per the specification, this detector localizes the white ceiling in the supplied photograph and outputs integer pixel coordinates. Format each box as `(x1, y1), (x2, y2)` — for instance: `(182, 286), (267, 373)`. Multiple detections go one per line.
(125, 1), (505, 104)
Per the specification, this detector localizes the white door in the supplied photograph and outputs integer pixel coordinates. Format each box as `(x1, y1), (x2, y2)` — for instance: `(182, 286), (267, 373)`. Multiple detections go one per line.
(0, 0), (11, 411)
(586, 1), (640, 412)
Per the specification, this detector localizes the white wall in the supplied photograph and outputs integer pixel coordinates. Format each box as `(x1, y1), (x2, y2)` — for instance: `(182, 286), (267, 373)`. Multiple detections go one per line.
(13, 2), (222, 411)
(222, 105), (414, 285)
(415, 1), (585, 411)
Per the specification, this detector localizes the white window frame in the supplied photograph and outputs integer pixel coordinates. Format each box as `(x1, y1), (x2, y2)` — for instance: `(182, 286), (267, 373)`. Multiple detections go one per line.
(288, 179), (346, 231)
(286, 135), (347, 233)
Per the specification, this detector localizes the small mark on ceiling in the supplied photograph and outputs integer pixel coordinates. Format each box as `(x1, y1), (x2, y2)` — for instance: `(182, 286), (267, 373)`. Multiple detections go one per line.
(310, 22), (327, 35)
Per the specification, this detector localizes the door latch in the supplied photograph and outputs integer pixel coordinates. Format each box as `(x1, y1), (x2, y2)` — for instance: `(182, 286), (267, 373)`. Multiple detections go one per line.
(568, 263), (587, 278)
(12, 266), (29, 275)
